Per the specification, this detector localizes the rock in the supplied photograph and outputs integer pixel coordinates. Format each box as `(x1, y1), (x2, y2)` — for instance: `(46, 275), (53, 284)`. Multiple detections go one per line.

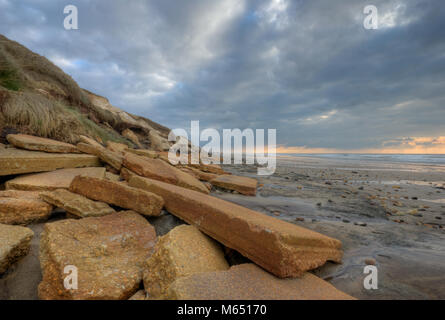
(105, 172), (121, 182)
(0, 224), (34, 274)
(5, 167), (106, 191)
(0, 191), (53, 225)
(143, 225), (229, 299)
(167, 263), (355, 300)
(6, 134), (79, 154)
(78, 135), (103, 149)
(149, 130), (170, 151)
(179, 167), (219, 182)
(189, 163), (227, 175)
(0, 148), (101, 176)
(38, 211), (157, 300)
(354, 222), (367, 227)
(0, 143), (5, 149)
(106, 141), (128, 154)
(120, 167), (138, 182)
(210, 175), (258, 196)
(123, 153), (209, 194)
(128, 290), (147, 300)
(122, 129), (142, 148)
(40, 189), (115, 218)
(125, 149), (159, 159)
(129, 177), (343, 278)
(77, 142), (123, 171)
(0, 190), (43, 200)
(70, 175), (163, 217)
(146, 211), (186, 236)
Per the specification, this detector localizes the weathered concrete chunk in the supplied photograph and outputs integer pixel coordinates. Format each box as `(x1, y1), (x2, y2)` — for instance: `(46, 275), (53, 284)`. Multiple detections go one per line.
(0, 148), (101, 176)
(106, 141), (128, 154)
(125, 148), (159, 159)
(70, 175), (163, 217)
(0, 224), (34, 274)
(6, 134), (80, 154)
(77, 142), (123, 170)
(0, 191), (53, 225)
(167, 263), (355, 300)
(40, 189), (116, 218)
(143, 225), (229, 299)
(5, 167), (106, 191)
(123, 153), (209, 194)
(129, 177), (343, 278)
(38, 211), (157, 300)
(210, 175), (258, 196)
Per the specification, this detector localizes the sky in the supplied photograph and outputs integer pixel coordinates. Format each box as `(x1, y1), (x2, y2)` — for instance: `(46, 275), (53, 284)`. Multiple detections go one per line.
(1, 0), (444, 154)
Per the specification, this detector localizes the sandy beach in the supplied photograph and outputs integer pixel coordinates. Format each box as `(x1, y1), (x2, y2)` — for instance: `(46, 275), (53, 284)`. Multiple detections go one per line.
(215, 155), (445, 299)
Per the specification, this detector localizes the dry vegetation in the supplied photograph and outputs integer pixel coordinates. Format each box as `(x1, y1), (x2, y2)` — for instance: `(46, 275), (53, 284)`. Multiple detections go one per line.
(0, 34), (163, 146)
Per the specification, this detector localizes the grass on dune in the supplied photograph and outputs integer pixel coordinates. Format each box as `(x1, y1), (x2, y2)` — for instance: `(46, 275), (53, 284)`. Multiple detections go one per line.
(0, 89), (131, 145)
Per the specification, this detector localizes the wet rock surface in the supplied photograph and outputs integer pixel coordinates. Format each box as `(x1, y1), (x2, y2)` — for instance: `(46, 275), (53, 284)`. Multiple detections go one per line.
(218, 156), (445, 299)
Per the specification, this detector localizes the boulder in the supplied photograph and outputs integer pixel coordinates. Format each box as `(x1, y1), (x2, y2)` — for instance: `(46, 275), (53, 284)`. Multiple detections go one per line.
(0, 224), (34, 274)
(70, 175), (163, 217)
(128, 290), (147, 300)
(40, 189), (115, 218)
(143, 225), (229, 299)
(210, 175), (258, 196)
(6, 134), (79, 154)
(189, 163), (227, 175)
(105, 172), (121, 182)
(125, 148), (159, 159)
(149, 130), (170, 151)
(5, 167), (106, 191)
(122, 129), (142, 148)
(0, 148), (101, 176)
(38, 211), (157, 300)
(167, 263), (355, 300)
(123, 153), (209, 194)
(78, 135), (103, 148)
(120, 167), (138, 182)
(129, 177), (343, 278)
(77, 142), (123, 171)
(180, 167), (220, 181)
(0, 191), (53, 225)
(106, 141), (128, 154)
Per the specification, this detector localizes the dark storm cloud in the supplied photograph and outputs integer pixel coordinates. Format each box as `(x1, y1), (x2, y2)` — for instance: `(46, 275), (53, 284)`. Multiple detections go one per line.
(1, 0), (444, 150)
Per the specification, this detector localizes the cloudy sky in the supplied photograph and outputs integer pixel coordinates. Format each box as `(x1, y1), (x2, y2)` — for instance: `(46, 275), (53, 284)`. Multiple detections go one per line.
(1, 0), (444, 153)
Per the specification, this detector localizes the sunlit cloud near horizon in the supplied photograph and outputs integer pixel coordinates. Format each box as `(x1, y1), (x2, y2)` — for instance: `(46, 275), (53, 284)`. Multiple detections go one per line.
(1, 0), (444, 154)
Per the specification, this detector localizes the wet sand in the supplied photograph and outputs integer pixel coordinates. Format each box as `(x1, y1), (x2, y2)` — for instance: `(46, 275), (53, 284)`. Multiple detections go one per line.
(217, 155), (445, 299)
